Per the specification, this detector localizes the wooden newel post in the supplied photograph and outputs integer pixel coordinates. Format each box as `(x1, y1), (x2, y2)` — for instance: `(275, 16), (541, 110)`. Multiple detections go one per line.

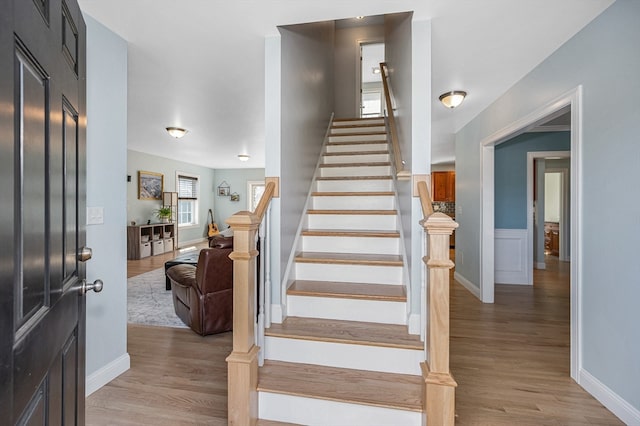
(226, 211), (260, 426)
(421, 212), (458, 425)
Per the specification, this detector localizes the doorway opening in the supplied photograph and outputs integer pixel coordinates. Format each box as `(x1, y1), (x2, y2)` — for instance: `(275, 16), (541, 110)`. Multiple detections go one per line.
(480, 86), (582, 381)
(359, 42), (384, 117)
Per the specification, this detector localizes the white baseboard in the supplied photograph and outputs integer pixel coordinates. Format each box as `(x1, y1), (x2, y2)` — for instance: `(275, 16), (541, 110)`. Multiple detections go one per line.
(177, 237), (207, 249)
(85, 353), (130, 396)
(271, 304), (283, 324)
(535, 262), (546, 269)
(453, 272), (481, 300)
(408, 313), (421, 336)
(579, 368), (640, 425)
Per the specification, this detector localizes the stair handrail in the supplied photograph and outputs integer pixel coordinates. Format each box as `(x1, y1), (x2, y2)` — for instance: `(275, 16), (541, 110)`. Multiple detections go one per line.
(380, 62), (410, 180)
(226, 180), (277, 425)
(417, 180), (458, 425)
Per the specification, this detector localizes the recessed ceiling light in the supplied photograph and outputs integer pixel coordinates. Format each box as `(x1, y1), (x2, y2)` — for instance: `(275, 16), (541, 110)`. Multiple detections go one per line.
(438, 91), (467, 109)
(238, 154), (250, 162)
(166, 127), (188, 138)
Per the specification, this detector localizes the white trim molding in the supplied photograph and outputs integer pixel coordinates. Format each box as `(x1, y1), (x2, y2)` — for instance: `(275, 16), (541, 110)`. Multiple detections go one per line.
(480, 86), (583, 381)
(453, 272), (481, 299)
(85, 353), (130, 396)
(494, 229), (529, 285)
(579, 369), (640, 425)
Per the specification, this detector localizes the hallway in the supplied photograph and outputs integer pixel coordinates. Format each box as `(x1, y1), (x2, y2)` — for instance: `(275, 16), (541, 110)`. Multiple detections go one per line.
(451, 256), (620, 424)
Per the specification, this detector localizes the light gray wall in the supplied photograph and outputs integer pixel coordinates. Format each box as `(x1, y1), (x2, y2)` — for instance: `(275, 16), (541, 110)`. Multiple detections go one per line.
(84, 15), (128, 380)
(126, 149), (216, 246)
(213, 168), (265, 228)
(455, 0), (639, 414)
(278, 21), (335, 284)
(333, 24), (384, 118)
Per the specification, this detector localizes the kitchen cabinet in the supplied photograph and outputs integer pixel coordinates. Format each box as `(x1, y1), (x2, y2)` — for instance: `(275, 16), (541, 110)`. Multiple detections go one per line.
(432, 171), (455, 202)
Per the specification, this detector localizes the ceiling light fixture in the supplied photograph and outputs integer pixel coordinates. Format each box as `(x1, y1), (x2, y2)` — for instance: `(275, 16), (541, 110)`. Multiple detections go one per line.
(237, 154), (250, 162)
(355, 16), (364, 20)
(166, 127), (188, 138)
(372, 67), (380, 74)
(439, 91), (467, 109)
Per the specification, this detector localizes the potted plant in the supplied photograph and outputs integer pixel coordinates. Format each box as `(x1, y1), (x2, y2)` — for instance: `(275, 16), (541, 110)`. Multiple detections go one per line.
(155, 206), (172, 223)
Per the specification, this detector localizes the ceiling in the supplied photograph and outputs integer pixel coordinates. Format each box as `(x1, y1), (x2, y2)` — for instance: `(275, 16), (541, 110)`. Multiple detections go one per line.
(78, 0), (614, 169)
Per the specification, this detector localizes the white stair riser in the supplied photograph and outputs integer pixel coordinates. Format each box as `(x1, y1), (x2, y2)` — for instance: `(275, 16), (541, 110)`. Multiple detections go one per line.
(287, 295), (406, 324)
(259, 392), (421, 426)
(316, 179), (393, 192)
(312, 195), (394, 210)
(302, 235), (400, 255)
(328, 134), (387, 143)
(323, 153), (389, 164)
(330, 126), (386, 135)
(307, 214), (397, 230)
(326, 142), (388, 153)
(333, 119), (385, 127)
(264, 337), (423, 375)
(295, 262), (403, 285)
(320, 165), (391, 177)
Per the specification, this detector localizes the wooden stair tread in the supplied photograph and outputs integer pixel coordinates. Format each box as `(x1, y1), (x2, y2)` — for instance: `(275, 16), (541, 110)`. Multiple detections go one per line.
(287, 280), (406, 303)
(266, 316), (419, 349)
(326, 140), (388, 146)
(319, 161), (390, 168)
(301, 229), (399, 238)
(323, 150), (389, 156)
(331, 123), (385, 129)
(306, 209), (396, 215)
(333, 117), (384, 122)
(316, 175), (392, 181)
(329, 131), (386, 136)
(257, 420), (301, 426)
(311, 191), (393, 197)
(258, 360), (422, 412)
(295, 252), (403, 266)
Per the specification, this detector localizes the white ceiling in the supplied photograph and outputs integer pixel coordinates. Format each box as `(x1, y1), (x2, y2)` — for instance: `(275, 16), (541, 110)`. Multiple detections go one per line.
(78, 0), (614, 168)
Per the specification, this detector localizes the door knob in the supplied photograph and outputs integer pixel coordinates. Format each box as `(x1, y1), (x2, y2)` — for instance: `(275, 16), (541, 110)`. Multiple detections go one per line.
(77, 246), (93, 262)
(80, 279), (103, 295)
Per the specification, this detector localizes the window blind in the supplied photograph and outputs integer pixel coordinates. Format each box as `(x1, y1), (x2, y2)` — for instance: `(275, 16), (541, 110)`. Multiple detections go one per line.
(177, 175), (198, 200)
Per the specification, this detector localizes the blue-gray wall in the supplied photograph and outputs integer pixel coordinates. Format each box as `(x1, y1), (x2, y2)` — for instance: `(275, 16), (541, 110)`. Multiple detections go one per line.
(455, 0), (639, 416)
(127, 149), (216, 246)
(278, 21), (335, 287)
(84, 14), (128, 387)
(495, 132), (570, 229)
(214, 168), (265, 227)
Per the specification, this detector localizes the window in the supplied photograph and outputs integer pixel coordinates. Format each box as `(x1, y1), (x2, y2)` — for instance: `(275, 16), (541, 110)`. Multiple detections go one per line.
(177, 173), (199, 227)
(247, 180), (265, 212)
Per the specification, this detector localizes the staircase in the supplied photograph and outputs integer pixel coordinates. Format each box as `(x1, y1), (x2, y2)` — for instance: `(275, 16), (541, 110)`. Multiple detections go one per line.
(256, 117), (424, 425)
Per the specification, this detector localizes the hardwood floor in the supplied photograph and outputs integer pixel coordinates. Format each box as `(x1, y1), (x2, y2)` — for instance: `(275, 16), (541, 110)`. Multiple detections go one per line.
(86, 253), (621, 424)
(126, 242), (209, 278)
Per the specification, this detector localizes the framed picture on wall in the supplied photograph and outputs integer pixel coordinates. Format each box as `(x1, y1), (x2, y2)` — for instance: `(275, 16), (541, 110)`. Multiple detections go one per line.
(138, 170), (164, 200)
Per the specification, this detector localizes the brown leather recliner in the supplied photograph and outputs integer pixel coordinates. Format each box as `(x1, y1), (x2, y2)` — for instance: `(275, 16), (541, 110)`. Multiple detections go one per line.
(166, 245), (233, 335)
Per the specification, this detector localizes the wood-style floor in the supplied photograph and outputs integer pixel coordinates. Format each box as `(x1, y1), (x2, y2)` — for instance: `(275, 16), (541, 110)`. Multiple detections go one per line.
(86, 253), (621, 425)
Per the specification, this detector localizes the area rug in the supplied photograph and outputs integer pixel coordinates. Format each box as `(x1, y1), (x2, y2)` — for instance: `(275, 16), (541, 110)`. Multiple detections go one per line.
(127, 267), (188, 328)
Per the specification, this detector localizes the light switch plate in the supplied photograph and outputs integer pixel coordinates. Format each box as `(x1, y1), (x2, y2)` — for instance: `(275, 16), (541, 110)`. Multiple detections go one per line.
(87, 206), (104, 225)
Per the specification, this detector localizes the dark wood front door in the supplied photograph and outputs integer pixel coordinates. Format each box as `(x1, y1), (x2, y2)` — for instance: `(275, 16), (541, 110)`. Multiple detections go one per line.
(0, 0), (88, 423)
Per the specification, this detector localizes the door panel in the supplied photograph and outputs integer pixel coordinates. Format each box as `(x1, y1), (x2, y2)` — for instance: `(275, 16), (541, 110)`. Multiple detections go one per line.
(1, 0), (87, 423)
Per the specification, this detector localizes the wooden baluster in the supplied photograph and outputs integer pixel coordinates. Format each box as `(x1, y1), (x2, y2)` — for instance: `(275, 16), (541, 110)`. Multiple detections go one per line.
(421, 212), (458, 425)
(226, 211), (260, 426)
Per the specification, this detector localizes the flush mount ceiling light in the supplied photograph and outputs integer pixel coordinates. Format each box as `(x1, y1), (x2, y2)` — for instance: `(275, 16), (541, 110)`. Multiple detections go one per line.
(166, 127), (188, 138)
(372, 66), (381, 74)
(355, 16), (364, 20)
(439, 91), (467, 109)
(237, 154), (250, 162)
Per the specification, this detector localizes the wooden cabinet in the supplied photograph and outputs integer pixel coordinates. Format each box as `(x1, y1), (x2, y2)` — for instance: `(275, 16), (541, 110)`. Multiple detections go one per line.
(544, 222), (559, 257)
(432, 171), (455, 202)
(127, 223), (176, 260)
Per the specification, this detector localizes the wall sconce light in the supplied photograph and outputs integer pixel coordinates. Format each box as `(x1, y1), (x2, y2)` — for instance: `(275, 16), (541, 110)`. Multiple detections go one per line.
(439, 91), (467, 109)
(237, 154), (250, 162)
(166, 127), (188, 138)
